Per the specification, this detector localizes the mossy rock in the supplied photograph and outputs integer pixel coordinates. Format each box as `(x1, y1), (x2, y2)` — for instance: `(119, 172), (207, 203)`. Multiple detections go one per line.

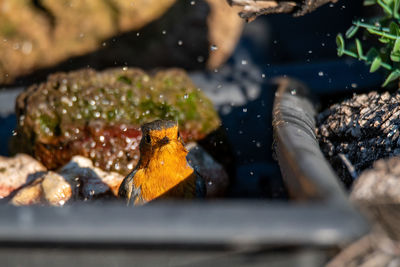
(12, 68), (221, 175)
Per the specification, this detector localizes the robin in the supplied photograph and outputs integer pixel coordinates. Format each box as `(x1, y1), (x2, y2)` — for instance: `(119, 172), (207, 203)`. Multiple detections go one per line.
(118, 120), (206, 205)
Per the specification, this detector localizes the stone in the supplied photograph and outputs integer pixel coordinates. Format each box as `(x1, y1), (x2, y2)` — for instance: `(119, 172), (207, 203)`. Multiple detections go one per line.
(12, 68), (221, 175)
(58, 156), (124, 200)
(0, 154), (46, 199)
(186, 143), (229, 197)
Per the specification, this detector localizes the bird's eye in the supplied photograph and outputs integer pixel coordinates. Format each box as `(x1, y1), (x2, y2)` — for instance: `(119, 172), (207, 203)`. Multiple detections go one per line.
(145, 134), (151, 144)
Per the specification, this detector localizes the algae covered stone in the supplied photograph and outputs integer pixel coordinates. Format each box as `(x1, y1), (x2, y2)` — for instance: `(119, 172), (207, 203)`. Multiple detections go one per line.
(12, 68), (220, 175)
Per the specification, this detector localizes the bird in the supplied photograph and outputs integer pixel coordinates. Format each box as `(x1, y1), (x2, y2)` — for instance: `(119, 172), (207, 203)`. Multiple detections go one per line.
(118, 120), (206, 205)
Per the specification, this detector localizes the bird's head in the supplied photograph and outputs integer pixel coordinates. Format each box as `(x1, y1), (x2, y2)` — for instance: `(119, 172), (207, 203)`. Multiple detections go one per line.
(138, 120), (186, 166)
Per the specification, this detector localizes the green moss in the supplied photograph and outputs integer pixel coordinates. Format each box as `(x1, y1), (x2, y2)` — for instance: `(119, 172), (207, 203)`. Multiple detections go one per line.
(39, 114), (59, 135)
(117, 75), (132, 85)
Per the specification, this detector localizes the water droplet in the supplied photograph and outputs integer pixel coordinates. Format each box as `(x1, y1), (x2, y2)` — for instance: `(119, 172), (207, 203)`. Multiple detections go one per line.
(115, 163), (120, 170)
(22, 42), (32, 54)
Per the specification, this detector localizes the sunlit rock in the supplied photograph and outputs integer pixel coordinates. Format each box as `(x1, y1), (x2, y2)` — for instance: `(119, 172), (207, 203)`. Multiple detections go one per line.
(12, 68), (221, 175)
(0, 154), (46, 199)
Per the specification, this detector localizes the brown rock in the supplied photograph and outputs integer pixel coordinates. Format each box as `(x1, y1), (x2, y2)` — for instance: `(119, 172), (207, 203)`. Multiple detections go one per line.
(12, 68), (221, 175)
(10, 178), (44, 206)
(228, 0), (336, 21)
(205, 0), (243, 69)
(0, 0), (242, 85)
(42, 171), (72, 206)
(351, 157), (400, 204)
(0, 154), (46, 199)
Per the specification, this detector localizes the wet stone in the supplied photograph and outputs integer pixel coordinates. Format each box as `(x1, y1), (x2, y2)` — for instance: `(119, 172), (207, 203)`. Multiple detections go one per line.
(11, 68), (221, 175)
(0, 154), (46, 199)
(316, 90), (400, 186)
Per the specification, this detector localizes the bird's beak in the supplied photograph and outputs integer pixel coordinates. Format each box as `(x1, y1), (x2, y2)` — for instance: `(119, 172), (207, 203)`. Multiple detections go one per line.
(158, 136), (170, 146)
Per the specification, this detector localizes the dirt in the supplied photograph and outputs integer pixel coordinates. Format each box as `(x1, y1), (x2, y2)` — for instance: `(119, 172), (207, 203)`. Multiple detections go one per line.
(316, 90), (400, 186)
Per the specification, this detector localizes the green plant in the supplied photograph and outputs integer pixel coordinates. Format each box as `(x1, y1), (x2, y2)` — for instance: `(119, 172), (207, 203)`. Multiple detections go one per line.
(337, 0), (400, 86)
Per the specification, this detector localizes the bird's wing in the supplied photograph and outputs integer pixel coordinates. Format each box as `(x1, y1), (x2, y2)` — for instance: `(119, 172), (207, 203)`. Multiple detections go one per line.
(118, 169), (137, 206)
(194, 170), (207, 198)
(118, 168), (148, 206)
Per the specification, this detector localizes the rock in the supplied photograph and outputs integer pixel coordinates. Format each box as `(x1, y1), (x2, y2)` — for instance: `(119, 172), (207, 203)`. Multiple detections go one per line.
(228, 0), (337, 21)
(351, 157), (400, 242)
(0, 0), (175, 84)
(42, 171), (72, 206)
(58, 156), (124, 200)
(0, 154), (46, 199)
(316, 90), (400, 186)
(0, 0), (242, 85)
(186, 143), (229, 197)
(10, 170), (73, 206)
(351, 157), (400, 204)
(10, 155), (123, 205)
(10, 178), (44, 206)
(205, 0), (244, 69)
(12, 68), (221, 175)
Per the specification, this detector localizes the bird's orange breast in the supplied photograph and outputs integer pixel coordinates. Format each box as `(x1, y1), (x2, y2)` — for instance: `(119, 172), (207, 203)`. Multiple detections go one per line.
(133, 146), (197, 203)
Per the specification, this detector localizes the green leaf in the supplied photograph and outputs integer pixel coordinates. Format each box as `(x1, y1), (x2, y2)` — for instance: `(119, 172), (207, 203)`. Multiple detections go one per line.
(370, 56), (382, 72)
(336, 34), (345, 56)
(390, 22), (400, 35)
(391, 52), (400, 61)
(378, 0), (394, 15)
(356, 38), (363, 57)
(346, 25), (359, 38)
(379, 36), (391, 43)
(382, 70), (400, 86)
(394, 0), (400, 18)
(366, 47), (379, 61)
(364, 0), (376, 5)
(393, 38), (400, 53)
